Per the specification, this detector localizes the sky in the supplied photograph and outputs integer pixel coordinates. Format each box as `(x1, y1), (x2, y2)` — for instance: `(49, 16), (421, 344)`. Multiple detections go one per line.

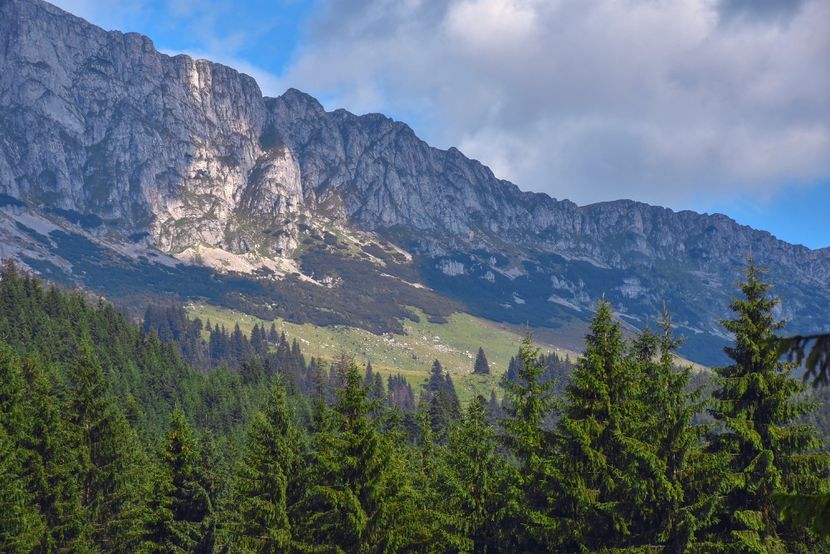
(52, 0), (830, 249)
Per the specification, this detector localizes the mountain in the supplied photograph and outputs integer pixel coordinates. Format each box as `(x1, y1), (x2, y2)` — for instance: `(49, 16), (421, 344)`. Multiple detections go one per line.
(1, 0), (828, 364)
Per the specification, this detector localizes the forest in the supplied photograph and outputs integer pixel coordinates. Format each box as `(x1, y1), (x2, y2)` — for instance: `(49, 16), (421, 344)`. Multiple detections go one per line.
(0, 259), (829, 553)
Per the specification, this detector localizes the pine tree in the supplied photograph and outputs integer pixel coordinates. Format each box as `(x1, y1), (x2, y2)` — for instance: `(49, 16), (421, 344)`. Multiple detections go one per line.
(552, 300), (665, 551)
(226, 378), (302, 552)
(473, 347), (491, 375)
(499, 334), (558, 549)
(240, 357), (264, 385)
(630, 311), (720, 552)
(297, 360), (418, 551)
(0, 344), (44, 552)
(367, 368), (386, 420)
(706, 259), (830, 552)
(407, 400), (467, 552)
(486, 389), (503, 425)
(422, 360), (461, 439)
(363, 361), (375, 388)
(442, 395), (509, 552)
(66, 341), (150, 552)
(0, 425), (43, 552)
(152, 406), (212, 552)
(387, 374), (416, 413)
(250, 324), (266, 356)
(21, 355), (92, 551)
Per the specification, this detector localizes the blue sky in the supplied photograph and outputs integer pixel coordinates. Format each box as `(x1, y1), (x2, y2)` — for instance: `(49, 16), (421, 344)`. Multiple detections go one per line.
(54, 0), (830, 249)
(694, 185), (830, 249)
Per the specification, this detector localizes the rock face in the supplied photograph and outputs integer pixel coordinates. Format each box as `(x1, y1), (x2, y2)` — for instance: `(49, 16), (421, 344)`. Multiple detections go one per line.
(0, 0), (302, 257)
(1, 0), (829, 363)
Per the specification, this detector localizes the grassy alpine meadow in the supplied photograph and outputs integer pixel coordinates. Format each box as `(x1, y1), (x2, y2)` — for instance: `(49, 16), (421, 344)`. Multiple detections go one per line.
(188, 302), (708, 404)
(188, 303), (576, 403)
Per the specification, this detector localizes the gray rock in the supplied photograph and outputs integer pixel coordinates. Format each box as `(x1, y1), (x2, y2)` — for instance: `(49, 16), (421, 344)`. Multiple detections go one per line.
(1, 0), (829, 363)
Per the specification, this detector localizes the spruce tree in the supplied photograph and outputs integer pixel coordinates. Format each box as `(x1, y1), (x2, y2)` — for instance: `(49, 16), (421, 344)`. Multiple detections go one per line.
(499, 335), (558, 549)
(442, 395), (509, 552)
(552, 300), (665, 551)
(0, 425), (43, 552)
(630, 312), (720, 552)
(297, 360), (418, 552)
(473, 347), (491, 375)
(486, 389), (502, 425)
(408, 400), (467, 551)
(706, 260), (830, 552)
(423, 360), (461, 439)
(66, 341), (150, 552)
(21, 356), (92, 551)
(0, 344), (44, 552)
(154, 406), (212, 552)
(226, 378), (302, 552)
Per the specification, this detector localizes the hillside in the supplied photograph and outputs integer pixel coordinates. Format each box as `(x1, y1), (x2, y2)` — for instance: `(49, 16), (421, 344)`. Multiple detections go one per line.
(1, 0), (829, 364)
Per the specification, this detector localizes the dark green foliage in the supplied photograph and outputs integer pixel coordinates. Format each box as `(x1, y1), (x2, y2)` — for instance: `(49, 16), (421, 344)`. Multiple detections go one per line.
(296, 359), (425, 552)
(486, 389), (503, 424)
(705, 259), (830, 552)
(631, 311), (721, 552)
(387, 373), (416, 413)
(225, 378), (302, 552)
(552, 300), (652, 551)
(1, 262), (828, 552)
(143, 304), (208, 369)
(422, 359), (462, 439)
(505, 348), (574, 400)
(145, 406), (214, 552)
(21, 355), (92, 551)
(441, 395), (510, 552)
(0, 344), (45, 552)
(0, 424), (44, 552)
(499, 335), (558, 549)
(473, 347), (491, 375)
(550, 300), (726, 553)
(776, 492), (830, 537)
(66, 341), (151, 552)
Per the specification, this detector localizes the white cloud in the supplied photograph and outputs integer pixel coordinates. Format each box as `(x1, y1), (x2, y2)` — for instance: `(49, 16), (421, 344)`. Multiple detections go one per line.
(276, 0), (830, 208)
(445, 0), (540, 52)
(48, 0), (830, 209)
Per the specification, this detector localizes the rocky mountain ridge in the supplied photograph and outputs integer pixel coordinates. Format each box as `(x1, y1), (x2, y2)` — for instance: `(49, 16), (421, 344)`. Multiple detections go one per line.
(1, 0), (828, 363)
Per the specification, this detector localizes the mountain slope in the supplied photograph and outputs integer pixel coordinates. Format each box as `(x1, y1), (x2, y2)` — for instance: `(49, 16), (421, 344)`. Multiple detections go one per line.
(1, 0), (828, 364)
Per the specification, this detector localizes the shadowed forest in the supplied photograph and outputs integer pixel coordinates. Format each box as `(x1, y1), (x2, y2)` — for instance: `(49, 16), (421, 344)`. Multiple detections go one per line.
(1, 260), (828, 553)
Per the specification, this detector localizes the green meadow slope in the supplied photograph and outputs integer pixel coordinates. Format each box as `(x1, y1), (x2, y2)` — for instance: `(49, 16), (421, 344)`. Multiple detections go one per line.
(189, 304), (577, 403)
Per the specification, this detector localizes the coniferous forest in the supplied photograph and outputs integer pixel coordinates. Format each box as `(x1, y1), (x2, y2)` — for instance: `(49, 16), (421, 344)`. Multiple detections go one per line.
(1, 260), (829, 553)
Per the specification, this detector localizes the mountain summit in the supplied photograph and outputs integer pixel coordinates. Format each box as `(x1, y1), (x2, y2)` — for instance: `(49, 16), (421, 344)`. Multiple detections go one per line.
(1, 0), (828, 363)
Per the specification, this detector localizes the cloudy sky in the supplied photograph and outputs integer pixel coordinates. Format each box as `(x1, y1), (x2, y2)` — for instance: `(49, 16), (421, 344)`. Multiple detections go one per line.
(54, 0), (830, 248)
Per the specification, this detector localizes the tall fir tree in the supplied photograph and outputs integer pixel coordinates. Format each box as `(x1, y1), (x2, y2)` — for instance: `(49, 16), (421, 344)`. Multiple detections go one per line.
(499, 335), (558, 550)
(442, 395), (509, 552)
(630, 311), (721, 552)
(408, 400), (467, 552)
(422, 360), (461, 439)
(66, 341), (150, 552)
(552, 300), (666, 551)
(706, 259), (830, 552)
(21, 355), (92, 551)
(0, 425), (43, 553)
(297, 360), (419, 552)
(0, 344), (44, 552)
(473, 347), (491, 375)
(150, 406), (213, 553)
(226, 378), (302, 552)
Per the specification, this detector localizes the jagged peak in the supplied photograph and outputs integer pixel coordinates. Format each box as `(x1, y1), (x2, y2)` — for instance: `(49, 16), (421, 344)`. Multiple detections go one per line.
(273, 88), (327, 115)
